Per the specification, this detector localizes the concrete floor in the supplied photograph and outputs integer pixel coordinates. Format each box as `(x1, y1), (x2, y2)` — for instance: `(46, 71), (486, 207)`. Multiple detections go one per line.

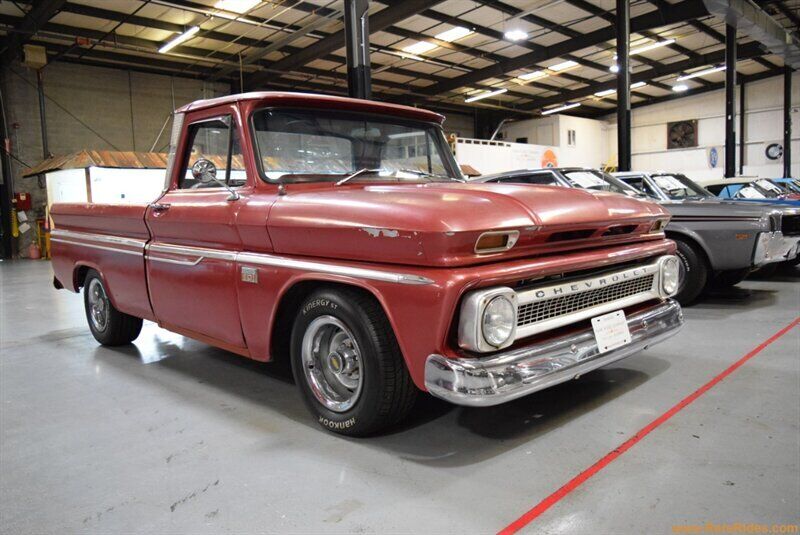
(1, 260), (798, 534)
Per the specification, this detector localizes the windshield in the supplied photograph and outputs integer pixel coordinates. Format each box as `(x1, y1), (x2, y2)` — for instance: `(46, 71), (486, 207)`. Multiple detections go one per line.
(651, 173), (711, 200)
(562, 170), (640, 196)
(251, 108), (460, 183)
(755, 179), (788, 196)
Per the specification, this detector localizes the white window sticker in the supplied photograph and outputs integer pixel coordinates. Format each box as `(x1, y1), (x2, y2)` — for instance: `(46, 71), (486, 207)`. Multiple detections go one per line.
(737, 186), (763, 199)
(567, 171), (606, 189)
(653, 175), (686, 191)
(756, 179), (782, 193)
(591, 310), (632, 354)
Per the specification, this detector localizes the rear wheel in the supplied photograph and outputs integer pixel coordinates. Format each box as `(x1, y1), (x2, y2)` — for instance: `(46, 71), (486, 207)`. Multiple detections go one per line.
(83, 270), (143, 346)
(290, 287), (417, 436)
(672, 238), (709, 305)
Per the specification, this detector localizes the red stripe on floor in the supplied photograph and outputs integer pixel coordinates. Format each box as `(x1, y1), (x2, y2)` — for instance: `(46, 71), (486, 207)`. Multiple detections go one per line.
(498, 316), (800, 535)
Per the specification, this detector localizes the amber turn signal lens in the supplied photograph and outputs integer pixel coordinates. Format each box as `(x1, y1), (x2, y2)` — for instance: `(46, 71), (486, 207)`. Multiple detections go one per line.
(650, 218), (669, 232)
(477, 233), (508, 250)
(474, 231), (520, 253)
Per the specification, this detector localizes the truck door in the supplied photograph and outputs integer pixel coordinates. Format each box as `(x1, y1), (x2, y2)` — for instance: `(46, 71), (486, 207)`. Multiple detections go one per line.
(145, 112), (248, 350)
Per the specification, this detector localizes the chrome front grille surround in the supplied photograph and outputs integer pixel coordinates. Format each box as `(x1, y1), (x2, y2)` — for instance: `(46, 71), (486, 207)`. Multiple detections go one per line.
(458, 255), (677, 353)
(516, 273), (656, 327)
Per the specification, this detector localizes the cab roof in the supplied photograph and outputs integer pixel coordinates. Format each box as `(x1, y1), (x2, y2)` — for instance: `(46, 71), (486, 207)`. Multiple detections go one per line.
(175, 91), (445, 124)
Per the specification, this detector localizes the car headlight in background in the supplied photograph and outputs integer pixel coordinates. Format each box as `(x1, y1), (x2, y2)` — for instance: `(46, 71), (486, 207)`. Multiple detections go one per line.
(482, 295), (516, 347)
(659, 255), (681, 296)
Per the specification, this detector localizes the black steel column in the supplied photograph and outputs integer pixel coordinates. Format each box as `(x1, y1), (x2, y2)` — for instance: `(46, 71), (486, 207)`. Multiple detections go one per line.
(0, 71), (14, 259)
(724, 24), (736, 178)
(37, 70), (49, 158)
(616, 0), (631, 172)
(784, 67), (792, 177)
(739, 81), (745, 175)
(344, 0), (371, 99)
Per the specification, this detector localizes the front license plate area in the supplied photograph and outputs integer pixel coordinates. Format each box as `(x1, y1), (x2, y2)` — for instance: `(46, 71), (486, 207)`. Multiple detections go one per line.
(591, 310), (631, 354)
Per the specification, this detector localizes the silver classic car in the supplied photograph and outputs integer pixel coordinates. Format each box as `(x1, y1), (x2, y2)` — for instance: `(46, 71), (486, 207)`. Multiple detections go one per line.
(476, 168), (800, 304)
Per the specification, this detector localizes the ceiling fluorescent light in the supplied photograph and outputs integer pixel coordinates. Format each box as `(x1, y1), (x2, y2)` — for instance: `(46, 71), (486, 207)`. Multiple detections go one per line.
(672, 84), (689, 92)
(630, 38), (675, 55)
(465, 88), (508, 103)
(402, 41), (437, 55)
(436, 26), (472, 42)
(504, 29), (529, 41)
(609, 63), (620, 73)
(519, 70), (547, 81)
(549, 60), (578, 72)
(159, 26), (201, 53)
(676, 65), (726, 81)
(214, 0), (261, 13)
(541, 102), (581, 115)
(594, 88), (616, 97)
(594, 82), (647, 97)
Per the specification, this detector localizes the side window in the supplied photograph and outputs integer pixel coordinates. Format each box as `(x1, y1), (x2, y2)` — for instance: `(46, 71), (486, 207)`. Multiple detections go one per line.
(179, 116), (245, 189)
(705, 184), (723, 195)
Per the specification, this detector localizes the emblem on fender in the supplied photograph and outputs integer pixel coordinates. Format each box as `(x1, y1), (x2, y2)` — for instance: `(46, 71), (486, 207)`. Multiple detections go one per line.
(241, 266), (258, 284)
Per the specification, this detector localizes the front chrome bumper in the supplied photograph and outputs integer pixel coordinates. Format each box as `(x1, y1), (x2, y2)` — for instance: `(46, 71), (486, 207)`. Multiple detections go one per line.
(425, 299), (683, 407)
(754, 231), (800, 265)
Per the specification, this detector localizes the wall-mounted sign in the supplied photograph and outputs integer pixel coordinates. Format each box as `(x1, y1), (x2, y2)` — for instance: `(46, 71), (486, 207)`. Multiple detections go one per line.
(667, 120), (698, 149)
(708, 146), (719, 169)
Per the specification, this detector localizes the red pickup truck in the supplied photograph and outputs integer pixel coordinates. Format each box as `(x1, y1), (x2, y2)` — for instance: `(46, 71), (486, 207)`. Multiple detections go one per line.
(50, 92), (683, 435)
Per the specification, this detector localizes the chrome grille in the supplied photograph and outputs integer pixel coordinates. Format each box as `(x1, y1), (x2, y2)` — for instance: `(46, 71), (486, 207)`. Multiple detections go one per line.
(517, 274), (656, 327)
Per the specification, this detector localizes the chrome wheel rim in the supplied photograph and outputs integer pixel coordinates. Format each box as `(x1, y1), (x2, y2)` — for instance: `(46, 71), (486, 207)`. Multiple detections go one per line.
(301, 316), (363, 413)
(87, 278), (109, 332)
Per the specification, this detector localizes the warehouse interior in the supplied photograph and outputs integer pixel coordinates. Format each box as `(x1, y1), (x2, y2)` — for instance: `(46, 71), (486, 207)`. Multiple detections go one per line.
(1, 0), (799, 533)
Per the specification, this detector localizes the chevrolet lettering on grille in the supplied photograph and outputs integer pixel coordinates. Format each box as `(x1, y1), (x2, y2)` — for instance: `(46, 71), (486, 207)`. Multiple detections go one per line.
(528, 265), (655, 300)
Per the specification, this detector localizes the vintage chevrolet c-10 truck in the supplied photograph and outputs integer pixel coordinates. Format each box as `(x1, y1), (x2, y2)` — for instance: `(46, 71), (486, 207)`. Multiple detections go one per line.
(50, 92), (683, 435)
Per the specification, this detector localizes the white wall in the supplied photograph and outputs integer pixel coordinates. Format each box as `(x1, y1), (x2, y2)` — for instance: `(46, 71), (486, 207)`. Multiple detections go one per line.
(498, 114), (610, 168)
(605, 72), (800, 180)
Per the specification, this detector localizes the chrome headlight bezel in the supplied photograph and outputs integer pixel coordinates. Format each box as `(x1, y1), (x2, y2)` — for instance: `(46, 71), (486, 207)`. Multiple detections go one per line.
(458, 287), (518, 352)
(658, 254), (681, 297)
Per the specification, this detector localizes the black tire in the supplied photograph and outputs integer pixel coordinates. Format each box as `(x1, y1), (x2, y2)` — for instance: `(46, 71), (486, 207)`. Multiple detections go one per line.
(290, 287), (417, 436)
(672, 238), (709, 305)
(710, 268), (751, 289)
(83, 269), (143, 346)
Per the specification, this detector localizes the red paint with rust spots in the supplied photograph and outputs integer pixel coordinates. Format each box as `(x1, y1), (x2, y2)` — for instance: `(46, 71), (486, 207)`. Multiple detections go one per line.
(51, 92), (674, 390)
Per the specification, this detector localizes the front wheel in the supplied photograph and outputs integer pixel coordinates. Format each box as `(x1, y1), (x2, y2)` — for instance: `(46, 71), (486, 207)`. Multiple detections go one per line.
(83, 270), (143, 346)
(672, 238), (709, 305)
(290, 287), (417, 436)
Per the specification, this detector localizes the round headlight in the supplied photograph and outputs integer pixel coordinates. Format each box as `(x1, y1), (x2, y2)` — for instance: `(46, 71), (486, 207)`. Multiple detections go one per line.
(661, 256), (681, 296)
(481, 295), (515, 347)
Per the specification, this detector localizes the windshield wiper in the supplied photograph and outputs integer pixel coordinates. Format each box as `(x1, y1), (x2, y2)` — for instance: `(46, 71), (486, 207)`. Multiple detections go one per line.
(335, 168), (381, 186)
(395, 168), (458, 182)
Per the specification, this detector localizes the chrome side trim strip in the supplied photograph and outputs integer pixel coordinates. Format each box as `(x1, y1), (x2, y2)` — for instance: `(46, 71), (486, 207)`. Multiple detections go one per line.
(237, 252), (435, 285)
(50, 237), (143, 257)
(145, 254), (204, 266)
(51, 229), (146, 249)
(52, 229), (434, 285)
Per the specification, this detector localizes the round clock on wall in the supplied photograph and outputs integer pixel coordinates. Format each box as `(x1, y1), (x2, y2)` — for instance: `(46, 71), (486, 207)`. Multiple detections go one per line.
(765, 143), (783, 161)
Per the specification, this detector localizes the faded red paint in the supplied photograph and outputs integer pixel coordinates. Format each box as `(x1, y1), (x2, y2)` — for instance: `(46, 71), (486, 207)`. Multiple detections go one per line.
(50, 92), (675, 390)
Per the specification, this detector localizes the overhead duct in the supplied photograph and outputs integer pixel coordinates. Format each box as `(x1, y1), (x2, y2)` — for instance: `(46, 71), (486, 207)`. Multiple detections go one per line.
(703, 0), (800, 69)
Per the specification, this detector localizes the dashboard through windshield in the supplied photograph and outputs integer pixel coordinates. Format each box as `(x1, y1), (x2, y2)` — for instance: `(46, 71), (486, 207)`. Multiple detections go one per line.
(250, 108), (461, 183)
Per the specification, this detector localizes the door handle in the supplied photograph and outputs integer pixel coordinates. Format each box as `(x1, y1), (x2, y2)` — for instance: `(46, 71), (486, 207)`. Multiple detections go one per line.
(150, 203), (171, 213)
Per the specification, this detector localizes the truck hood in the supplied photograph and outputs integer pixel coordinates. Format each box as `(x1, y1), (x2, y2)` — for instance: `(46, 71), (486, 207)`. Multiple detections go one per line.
(267, 182), (669, 267)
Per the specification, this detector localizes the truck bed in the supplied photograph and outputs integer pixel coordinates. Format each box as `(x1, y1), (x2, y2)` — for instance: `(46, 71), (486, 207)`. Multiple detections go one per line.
(50, 203), (155, 321)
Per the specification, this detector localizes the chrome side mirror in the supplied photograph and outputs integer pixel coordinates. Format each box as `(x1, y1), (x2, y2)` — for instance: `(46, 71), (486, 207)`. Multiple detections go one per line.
(190, 158), (239, 201)
(192, 158), (217, 184)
